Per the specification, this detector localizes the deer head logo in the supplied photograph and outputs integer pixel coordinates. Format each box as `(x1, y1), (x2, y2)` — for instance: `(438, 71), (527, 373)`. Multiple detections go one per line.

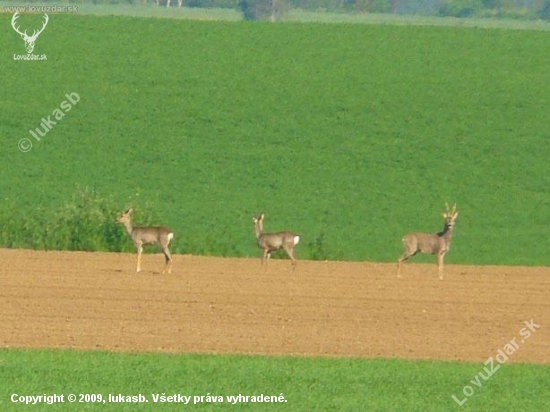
(11, 12), (49, 54)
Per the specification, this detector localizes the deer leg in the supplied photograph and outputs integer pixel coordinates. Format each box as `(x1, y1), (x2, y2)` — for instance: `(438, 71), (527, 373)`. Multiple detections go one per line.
(136, 244), (143, 273)
(162, 245), (172, 274)
(437, 253), (445, 280)
(397, 255), (406, 278)
(284, 245), (297, 272)
(260, 249), (268, 270)
(397, 251), (415, 278)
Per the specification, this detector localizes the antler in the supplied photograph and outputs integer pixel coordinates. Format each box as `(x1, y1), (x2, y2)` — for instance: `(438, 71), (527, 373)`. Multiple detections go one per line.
(11, 13), (49, 40)
(442, 203), (458, 218)
(11, 12), (26, 37)
(32, 13), (49, 39)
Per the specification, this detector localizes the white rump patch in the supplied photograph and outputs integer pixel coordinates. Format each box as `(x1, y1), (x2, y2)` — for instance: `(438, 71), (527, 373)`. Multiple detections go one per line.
(167, 233), (174, 242)
(294, 236), (300, 245)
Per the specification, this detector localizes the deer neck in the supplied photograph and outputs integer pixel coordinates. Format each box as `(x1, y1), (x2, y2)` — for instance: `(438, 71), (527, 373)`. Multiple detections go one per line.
(121, 220), (134, 237)
(254, 222), (263, 240)
(437, 222), (454, 241)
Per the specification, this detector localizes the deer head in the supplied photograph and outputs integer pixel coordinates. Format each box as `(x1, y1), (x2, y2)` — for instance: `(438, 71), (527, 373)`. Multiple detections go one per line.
(12, 12), (49, 54)
(116, 208), (133, 224)
(442, 203), (459, 226)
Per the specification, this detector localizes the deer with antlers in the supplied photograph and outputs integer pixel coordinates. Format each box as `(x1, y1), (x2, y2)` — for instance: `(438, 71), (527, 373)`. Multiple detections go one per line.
(253, 214), (300, 271)
(11, 12), (49, 54)
(397, 203), (458, 280)
(116, 208), (174, 274)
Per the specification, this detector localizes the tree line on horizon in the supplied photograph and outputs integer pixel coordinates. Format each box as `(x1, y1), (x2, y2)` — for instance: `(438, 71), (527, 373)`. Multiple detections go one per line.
(14, 0), (550, 21)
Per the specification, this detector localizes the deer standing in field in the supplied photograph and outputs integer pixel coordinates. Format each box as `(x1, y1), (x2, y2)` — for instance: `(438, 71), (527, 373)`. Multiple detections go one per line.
(253, 214), (300, 271)
(116, 208), (174, 274)
(397, 204), (458, 280)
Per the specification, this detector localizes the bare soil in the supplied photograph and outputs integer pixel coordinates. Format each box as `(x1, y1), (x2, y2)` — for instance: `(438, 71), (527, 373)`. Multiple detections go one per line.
(0, 249), (548, 363)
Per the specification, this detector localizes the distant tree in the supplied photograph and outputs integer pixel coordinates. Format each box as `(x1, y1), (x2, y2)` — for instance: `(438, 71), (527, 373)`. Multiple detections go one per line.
(239, 0), (286, 20)
(371, 0), (391, 13)
(390, 0), (401, 13)
(539, 0), (550, 19)
(355, 0), (368, 13)
(482, 0), (499, 8)
(438, 0), (484, 17)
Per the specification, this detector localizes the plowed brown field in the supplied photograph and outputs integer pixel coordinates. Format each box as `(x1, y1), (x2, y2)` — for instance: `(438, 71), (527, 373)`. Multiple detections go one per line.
(0, 249), (548, 363)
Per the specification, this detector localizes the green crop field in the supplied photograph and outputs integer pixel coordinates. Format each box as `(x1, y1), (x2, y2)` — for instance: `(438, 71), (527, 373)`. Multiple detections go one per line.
(1, 14), (549, 264)
(1, 349), (549, 411)
(1, 12), (549, 411)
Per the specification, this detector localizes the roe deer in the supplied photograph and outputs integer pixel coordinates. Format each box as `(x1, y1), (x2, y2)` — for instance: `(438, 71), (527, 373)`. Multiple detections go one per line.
(253, 214), (300, 271)
(397, 204), (458, 280)
(116, 208), (174, 274)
